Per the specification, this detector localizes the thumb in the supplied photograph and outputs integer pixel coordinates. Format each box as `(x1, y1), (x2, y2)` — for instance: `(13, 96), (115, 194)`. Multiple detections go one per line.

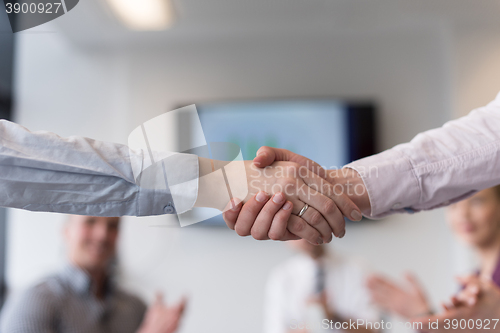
(253, 146), (278, 168)
(253, 146), (327, 178)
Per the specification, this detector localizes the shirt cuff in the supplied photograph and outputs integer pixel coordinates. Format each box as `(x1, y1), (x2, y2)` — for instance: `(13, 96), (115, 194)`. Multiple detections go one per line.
(164, 153), (199, 214)
(345, 148), (421, 218)
(135, 152), (199, 216)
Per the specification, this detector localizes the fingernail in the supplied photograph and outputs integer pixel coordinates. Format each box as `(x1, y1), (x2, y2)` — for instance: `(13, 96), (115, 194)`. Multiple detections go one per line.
(231, 200), (240, 211)
(283, 201), (293, 211)
(257, 151), (267, 157)
(256, 191), (269, 203)
(273, 192), (285, 204)
(339, 230), (346, 238)
(351, 210), (362, 221)
(316, 237), (324, 245)
(253, 160), (261, 167)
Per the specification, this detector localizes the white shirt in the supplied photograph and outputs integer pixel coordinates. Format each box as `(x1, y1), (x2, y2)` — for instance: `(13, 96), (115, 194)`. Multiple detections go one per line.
(347, 91), (500, 219)
(0, 120), (199, 216)
(264, 253), (379, 333)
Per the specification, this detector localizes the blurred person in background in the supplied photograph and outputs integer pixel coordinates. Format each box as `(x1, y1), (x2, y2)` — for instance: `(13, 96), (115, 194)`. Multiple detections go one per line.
(415, 274), (500, 332)
(367, 186), (500, 322)
(0, 215), (187, 333)
(264, 239), (379, 333)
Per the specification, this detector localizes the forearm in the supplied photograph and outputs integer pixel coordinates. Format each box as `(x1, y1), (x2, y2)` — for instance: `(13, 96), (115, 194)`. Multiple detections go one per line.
(327, 168), (371, 216)
(0, 119), (198, 216)
(194, 157), (231, 210)
(194, 158), (250, 211)
(345, 92), (500, 218)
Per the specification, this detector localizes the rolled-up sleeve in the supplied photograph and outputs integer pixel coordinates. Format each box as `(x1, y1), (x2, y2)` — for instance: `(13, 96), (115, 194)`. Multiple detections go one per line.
(0, 120), (198, 216)
(346, 91), (500, 218)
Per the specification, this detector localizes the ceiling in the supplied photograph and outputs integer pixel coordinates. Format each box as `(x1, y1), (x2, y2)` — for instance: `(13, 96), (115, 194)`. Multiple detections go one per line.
(49, 0), (500, 50)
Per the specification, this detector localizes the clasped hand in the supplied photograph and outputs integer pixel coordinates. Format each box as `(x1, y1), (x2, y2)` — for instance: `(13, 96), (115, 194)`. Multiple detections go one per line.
(216, 155), (364, 245)
(225, 161), (360, 244)
(195, 148), (366, 245)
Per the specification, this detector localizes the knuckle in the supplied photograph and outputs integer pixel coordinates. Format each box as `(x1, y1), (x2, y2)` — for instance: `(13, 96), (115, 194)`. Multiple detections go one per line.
(286, 162), (300, 171)
(290, 218), (306, 233)
(321, 182), (332, 196)
(235, 224), (250, 237)
(268, 230), (284, 241)
(323, 200), (338, 216)
(251, 227), (267, 241)
(308, 210), (322, 227)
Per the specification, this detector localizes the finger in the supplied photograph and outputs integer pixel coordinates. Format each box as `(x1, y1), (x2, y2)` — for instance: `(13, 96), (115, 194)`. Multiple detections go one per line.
(456, 289), (478, 305)
(178, 296), (188, 314)
(469, 284), (480, 295)
(222, 199), (243, 230)
(250, 192), (287, 241)
(254, 146), (327, 178)
(155, 292), (164, 305)
(291, 200), (334, 243)
(287, 215), (323, 245)
(234, 191), (270, 237)
(300, 169), (362, 221)
(456, 274), (478, 286)
(450, 296), (461, 308)
(295, 185), (346, 238)
(366, 275), (389, 288)
(441, 302), (450, 311)
(405, 273), (427, 297)
(266, 200), (295, 241)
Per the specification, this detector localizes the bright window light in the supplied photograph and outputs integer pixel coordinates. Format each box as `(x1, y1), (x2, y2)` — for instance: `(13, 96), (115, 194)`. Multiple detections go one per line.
(105, 0), (175, 31)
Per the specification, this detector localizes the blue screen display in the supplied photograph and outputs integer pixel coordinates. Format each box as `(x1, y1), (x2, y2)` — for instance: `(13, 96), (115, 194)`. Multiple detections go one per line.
(197, 100), (349, 169)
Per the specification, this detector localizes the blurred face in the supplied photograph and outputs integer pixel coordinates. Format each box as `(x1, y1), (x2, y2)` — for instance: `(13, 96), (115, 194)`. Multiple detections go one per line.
(65, 216), (120, 272)
(447, 188), (500, 248)
(289, 239), (325, 259)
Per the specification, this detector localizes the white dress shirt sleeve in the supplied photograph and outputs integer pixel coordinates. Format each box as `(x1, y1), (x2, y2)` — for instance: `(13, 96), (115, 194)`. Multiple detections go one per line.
(346, 91), (500, 218)
(0, 120), (199, 216)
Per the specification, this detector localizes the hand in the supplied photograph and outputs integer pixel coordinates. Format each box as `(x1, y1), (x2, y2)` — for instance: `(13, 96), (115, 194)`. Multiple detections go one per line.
(137, 293), (187, 333)
(220, 160), (362, 244)
(412, 275), (500, 332)
(253, 147), (371, 214)
(223, 147), (367, 243)
(367, 273), (432, 318)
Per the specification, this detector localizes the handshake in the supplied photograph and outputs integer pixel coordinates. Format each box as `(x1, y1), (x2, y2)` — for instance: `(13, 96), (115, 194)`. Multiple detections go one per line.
(194, 146), (371, 245)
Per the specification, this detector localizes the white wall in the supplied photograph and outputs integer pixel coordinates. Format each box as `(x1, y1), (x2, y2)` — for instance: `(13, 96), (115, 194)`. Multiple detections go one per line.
(5, 18), (473, 333)
(453, 27), (500, 117)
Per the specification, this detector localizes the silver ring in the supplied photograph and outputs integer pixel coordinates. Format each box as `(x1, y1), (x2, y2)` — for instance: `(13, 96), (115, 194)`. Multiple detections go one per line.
(298, 204), (309, 218)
